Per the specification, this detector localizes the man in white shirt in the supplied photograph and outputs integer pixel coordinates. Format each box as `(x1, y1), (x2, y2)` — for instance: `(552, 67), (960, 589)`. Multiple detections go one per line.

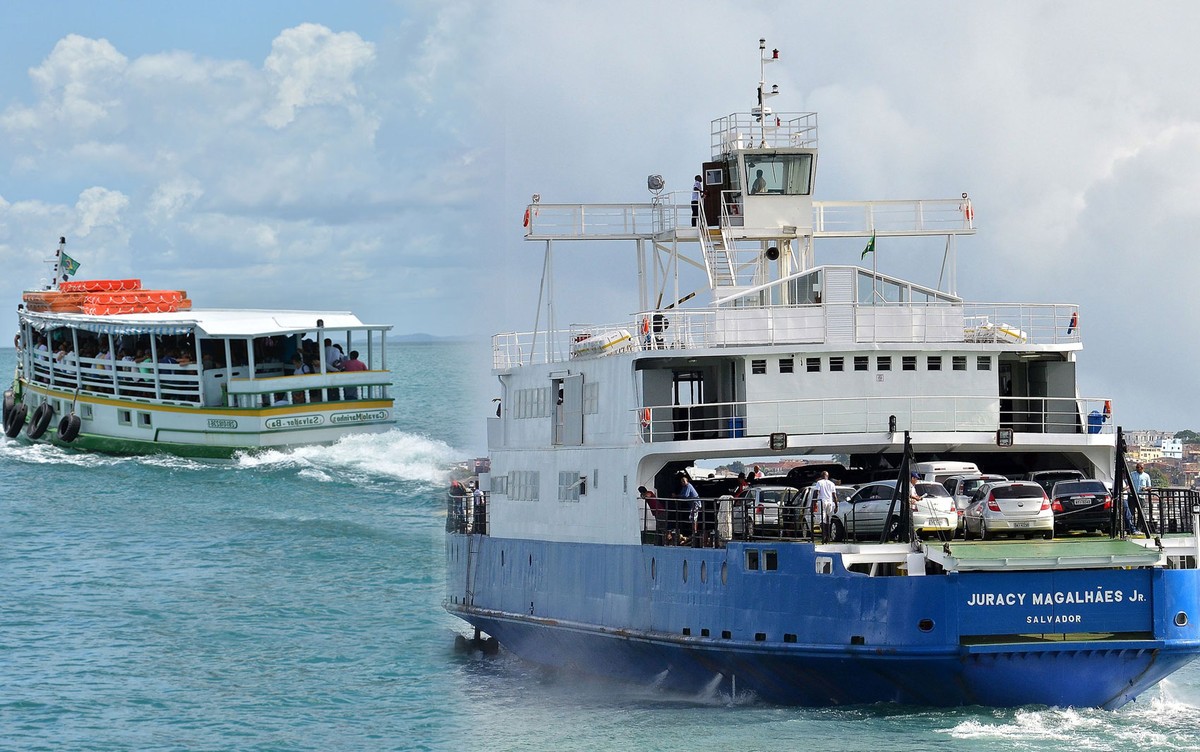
(813, 471), (838, 542)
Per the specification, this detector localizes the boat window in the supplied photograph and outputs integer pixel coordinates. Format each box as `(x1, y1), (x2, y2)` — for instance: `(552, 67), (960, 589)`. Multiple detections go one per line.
(118, 409), (132, 426)
(830, 357), (844, 372)
(977, 356), (992, 371)
(745, 550), (760, 571)
(806, 357), (820, 373)
(751, 359), (766, 375)
(902, 356), (916, 371)
(854, 356), (869, 371)
(764, 550), (778, 571)
(673, 371), (703, 406)
(744, 153), (813, 196)
(927, 356), (942, 371)
(953, 356), (967, 371)
(779, 358), (794, 374)
(558, 471), (582, 502)
(787, 270), (822, 304)
(877, 356), (891, 371)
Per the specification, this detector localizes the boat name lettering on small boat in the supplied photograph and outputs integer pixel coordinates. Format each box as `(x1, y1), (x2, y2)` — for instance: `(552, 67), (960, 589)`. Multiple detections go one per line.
(265, 415), (325, 430)
(330, 410), (390, 425)
(207, 418), (238, 430)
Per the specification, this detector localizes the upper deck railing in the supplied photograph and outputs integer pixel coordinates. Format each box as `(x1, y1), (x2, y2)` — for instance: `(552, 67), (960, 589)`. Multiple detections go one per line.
(711, 112), (818, 156)
(493, 302), (1081, 369)
(523, 198), (974, 241)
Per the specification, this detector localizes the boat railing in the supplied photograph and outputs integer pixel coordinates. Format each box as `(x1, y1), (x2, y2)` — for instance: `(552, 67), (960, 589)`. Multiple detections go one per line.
(446, 490), (488, 535)
(492, 303), (1082, 368)
(640, 495), (823, 547)
(27, 348), (203, 404)
(636, 395), (1115, 442)
(812, 198), (974, 235)
(224, 371), (392, 409)
(710, 112), (818, 155)
(1142, 487), (1199, 536)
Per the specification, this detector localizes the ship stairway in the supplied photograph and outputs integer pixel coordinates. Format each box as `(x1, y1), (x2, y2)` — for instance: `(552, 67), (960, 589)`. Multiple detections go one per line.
(697, 201), (739, 293)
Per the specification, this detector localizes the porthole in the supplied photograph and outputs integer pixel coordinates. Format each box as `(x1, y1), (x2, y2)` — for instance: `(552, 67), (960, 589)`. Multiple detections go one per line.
(529, 553), (533, 567)
(1176, 611), (1189, 627)
(651, 557), (656, 580)
(700, 560), (708, 583)
(683, 560), (689, 583)
(721, 561), (728, 585)
(918, 618), (935, 632)
(500, 550), (505, 567)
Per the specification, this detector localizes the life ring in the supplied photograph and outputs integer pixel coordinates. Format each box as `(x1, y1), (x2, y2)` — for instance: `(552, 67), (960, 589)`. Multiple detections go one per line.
(641, 408), (652, 429)
(4, 403), (27, 438)
(641, 317), (650, 336)
(25, 402), (54, 440)
(58, 413), (81, 443)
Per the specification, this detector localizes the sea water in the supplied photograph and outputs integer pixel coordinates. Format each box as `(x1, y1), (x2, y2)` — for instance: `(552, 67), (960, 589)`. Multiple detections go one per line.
(2, 344), (1200, 751)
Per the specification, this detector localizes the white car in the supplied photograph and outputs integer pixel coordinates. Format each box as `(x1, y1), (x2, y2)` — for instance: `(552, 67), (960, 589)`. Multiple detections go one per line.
(963, 481), (1053, 540)
(745, 485), (805, 537)
(830, 480), (956, 541)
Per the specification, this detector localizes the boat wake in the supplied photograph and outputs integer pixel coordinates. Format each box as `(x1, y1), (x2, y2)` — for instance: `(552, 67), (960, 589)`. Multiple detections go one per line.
(232, 430), (457, 487)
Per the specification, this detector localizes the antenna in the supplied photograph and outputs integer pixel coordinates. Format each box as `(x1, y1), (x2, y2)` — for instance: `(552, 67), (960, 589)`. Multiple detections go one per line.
(756, 39), (781, 146)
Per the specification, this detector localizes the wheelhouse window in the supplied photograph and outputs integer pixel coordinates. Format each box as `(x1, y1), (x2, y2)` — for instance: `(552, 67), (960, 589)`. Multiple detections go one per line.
(744, 152), (813, 196)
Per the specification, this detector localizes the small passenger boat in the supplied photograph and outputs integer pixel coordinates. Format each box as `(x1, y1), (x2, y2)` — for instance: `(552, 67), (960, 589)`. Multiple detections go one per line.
(4, 239), (395, 457)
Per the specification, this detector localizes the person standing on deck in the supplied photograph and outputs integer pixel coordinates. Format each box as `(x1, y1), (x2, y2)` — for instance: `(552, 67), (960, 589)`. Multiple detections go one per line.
(813, 471), (838, 542)
(691, 175), (703, 227)
(678, 474), (700, 545)
(1127, 463), (1151, 534)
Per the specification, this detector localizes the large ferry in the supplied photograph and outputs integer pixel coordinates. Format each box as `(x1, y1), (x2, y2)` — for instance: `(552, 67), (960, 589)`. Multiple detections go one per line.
(446, 42), (1200, 708)
(4, 239), (395, 457)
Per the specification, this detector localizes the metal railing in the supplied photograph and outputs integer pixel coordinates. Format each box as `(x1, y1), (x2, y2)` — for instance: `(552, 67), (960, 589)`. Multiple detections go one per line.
(1143, 488), (1199, 535)
(812, 198), (974, 236)
(710, 112), (818, 155)
(637, 395), (1115, 442)
(493, 302), (1082, 368)
(447, 491), (489, 535)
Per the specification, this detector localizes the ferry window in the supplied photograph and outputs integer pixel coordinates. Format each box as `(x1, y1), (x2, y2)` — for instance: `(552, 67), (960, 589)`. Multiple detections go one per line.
(877, 356), (892, 371)
(558, 471), (581, 502)
(953, 356), (967, 371)
(779, 358), (794, 374)
(764, 550), (778, 571)
(977, 356), (992, 371)
(927, 356), (942, 371)
(583, 383), (599, 415)
(902, 356), (916, 371)
(751, 359), (766, 375)
(744, 153), (813, 196)
(854, 356), (869, 371)
(745, 550), (760, 571)
(510, 470), (540, 501)
(118, 409), (132, 426)
(806, 357), (820, 373)
(138, 412), (152, 428)
(787, 270), (822, 304)
(81, 404), (93, 420)
(492, 476), (508, 495)
(830, 357), (844, 372)
(673, 371), (703, 406)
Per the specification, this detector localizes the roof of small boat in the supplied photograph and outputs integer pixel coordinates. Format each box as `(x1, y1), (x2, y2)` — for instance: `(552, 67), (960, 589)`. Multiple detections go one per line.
(19, 308), (391, 337)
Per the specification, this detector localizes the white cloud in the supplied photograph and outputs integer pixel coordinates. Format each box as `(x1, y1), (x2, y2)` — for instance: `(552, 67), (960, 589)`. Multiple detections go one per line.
(262, 23), (375, 128)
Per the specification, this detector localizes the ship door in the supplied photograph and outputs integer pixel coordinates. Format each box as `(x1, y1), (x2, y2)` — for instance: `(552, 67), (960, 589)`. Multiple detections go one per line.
(553, 374), (584, 446)
(701, 161), (731, 227)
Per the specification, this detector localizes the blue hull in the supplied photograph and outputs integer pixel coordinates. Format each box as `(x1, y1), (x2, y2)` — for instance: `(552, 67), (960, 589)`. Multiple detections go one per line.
(446, 534), (1200, 708)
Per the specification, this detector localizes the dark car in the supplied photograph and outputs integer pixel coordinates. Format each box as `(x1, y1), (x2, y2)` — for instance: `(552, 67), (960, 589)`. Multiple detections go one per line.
(1050, 479), (1113, 535)
(1024, 469), (1085, 495)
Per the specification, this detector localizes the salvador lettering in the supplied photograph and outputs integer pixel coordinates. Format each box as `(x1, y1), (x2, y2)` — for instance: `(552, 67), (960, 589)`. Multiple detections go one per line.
(265, 415), (325, 430)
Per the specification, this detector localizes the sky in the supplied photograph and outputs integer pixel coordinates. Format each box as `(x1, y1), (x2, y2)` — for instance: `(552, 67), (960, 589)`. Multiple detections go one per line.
(2, 1), (1199, 430)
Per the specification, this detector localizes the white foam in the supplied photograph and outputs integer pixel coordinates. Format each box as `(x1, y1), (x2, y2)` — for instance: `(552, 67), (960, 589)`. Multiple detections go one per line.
(233, 429), (457, 486)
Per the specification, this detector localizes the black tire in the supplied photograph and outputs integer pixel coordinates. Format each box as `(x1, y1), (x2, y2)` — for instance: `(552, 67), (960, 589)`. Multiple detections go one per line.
(4, 403), (27, 438)
(58, 413), (81, 443)
(25, 402), (54, 440)
(963, 522), (973, 541)
(980, 521), (990, 541)
(1042, 531), (1054, 541)
(829, 516), (846, 543)
(2, 389), (13, 425)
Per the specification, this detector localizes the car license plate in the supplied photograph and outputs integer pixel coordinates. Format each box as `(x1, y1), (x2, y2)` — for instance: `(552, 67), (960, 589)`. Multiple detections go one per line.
(1013, 521), (1029, 528)
(1073, 499), (1092, 506)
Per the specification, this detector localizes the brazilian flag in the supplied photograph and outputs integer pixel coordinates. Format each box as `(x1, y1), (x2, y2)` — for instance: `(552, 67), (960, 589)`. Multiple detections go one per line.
(60, 252), (81, 277)
(861, 231), (876, 260)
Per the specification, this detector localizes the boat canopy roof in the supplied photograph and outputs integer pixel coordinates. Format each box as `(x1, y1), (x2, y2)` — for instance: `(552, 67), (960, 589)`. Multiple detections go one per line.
(19, 308), (391, 338)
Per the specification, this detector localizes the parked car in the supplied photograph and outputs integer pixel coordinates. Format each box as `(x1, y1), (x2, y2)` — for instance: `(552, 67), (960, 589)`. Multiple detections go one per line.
(830, 480), (956, 542)
(745, 485), (805, 537)
(1050, 479), (1113, 535)
(1023, 469), (1086, 495)
(942, 473), (1008, 533)
(799, 483), (857, 538)
(963, 481), (1053, 540)
(912, 461), (981, 485)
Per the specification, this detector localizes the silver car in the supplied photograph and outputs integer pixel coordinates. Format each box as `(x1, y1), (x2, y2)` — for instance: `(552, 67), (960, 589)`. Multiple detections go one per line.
(963, 480), (1053, 540)
(942, 473), (1007, 533)
(832, 480), (956, 541)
